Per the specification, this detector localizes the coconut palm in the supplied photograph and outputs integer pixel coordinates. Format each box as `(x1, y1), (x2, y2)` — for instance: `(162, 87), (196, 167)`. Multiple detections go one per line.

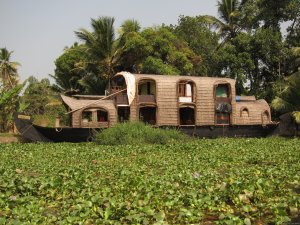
(0, 48), (20, 89)
(75, 17), (122, 81)
(119, 19), (141, 34)
(272, 71), (300, 124)
(217, 0), (241, 37)
(202, 0), (241, 44)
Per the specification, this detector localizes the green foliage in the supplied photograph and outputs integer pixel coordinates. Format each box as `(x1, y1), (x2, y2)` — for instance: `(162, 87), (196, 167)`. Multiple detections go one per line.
(20, 76), (53, 115)
(119, 19), (141, 34)
(52, 43), (95, 95)
(75, 16), (120, 81)
(95, 122), (188, 145)
(172, 15), (221, 76)
(32, 104), (69, 127)
(0, 84), (23, 132)
(272, 71), (300, 124)
(142, 56), (180, 75)
(0, 138), (299, 224)
(0, 48), (20, 89)
(139, 27), (201, 75)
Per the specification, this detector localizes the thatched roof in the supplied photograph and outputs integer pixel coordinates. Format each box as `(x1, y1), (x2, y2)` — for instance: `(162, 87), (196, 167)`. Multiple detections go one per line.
(115, 73), (236, 84)
(61, 95), (98, 110)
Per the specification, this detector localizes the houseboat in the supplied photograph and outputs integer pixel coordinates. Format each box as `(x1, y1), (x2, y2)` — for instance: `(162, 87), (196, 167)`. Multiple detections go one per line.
(15, 72), (276, 142)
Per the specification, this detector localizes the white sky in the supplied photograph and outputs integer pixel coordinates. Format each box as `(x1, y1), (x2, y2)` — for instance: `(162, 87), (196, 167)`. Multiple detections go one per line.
(0, 0), (218, 82)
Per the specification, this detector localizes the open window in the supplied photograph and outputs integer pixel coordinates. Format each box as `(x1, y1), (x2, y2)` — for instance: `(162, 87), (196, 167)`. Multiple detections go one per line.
(110, 74), (129, 105)
(139, 106), (156, 125)
(215, 83), (232, 125)
(81, 108), (109, 128)
(178, 81), (195, 103)
(97, 109), (108, 122)
(110, 75), (126, 93)
(138, 80), (156, 103)
(179, 106), (195, 125)
(82, 110), (93, 123)
(118, 106), (130, 122)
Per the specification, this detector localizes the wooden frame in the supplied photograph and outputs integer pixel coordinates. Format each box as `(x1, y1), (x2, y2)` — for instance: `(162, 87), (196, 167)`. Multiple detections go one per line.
(80, 107), (110, 128)
(178, 103), (197, 126)
(213, 81), (232, 125)
(137, 78), (157, 104)
(177, 79), (197, 103)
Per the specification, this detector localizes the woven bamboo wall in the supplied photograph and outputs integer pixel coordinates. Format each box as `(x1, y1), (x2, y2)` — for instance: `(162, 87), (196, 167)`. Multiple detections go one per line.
(235, 100), (271, 125)
(130, 74), (238, 126)
(62, 74), (272, 128)
(195, 77), (237, 125)
(130, 97), (138, 122)
(71, 100), (117, 128)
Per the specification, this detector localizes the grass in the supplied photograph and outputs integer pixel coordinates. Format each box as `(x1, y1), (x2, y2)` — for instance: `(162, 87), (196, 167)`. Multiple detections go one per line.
(95, 121), (189, 145)
(0, 133), (16, 137)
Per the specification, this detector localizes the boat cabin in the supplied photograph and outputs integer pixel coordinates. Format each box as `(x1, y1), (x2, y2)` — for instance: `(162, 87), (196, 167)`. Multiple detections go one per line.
(61, 72), (272, 128)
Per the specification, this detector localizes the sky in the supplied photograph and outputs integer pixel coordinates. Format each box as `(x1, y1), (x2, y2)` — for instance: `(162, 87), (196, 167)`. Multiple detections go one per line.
(0, 0), (219, 82)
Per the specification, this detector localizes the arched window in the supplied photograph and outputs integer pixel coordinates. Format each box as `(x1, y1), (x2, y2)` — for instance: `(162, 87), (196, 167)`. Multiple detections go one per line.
(178, 80), (195, 103)
(138, 79), (156, 103)
(110, 75), (126, 93)
(215, 83), (231, 125)
(241, 108), (249, 118)
(179, 106), (195, 125)
(81, 108), (109, 128)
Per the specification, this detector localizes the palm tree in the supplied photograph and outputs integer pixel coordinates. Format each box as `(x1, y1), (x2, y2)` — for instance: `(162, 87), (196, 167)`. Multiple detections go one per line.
(119, 19), (141, 34)
(217, 0), (241, 38)
(0, 48), (20, 89)
(75, 17), (122, 82)
(202, 0), (241, 45)
(272, 71), (300, 124)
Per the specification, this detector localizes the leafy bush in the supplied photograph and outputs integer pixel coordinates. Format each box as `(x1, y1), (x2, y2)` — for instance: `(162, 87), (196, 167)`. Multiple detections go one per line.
(95, 122), (188, 145)
(33, 104), (69, 127)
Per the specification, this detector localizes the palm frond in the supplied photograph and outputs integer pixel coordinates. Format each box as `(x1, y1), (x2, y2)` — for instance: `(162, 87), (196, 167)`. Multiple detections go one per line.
(271, 97), (295, 113)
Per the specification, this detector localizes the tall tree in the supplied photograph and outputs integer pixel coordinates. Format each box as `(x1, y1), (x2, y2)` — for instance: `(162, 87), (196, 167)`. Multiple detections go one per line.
(172, 15), (221, 76)
(139, 27), (202, 75)
(75, 17), (122, 83)
(0, 48), (20, 89)
(52, 43), (88, 95)
(217, 0), (241, 38)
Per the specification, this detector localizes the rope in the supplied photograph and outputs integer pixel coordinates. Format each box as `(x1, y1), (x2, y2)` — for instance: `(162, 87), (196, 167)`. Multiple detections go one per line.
(20, 124), (33, 135)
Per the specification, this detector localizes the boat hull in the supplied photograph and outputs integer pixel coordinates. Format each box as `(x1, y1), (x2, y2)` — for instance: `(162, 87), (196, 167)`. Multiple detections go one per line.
(175, 124), (278, 138)
(14, 113), (99, 142)
(33, 125), (99, 142)
(15, 114), (279, 142)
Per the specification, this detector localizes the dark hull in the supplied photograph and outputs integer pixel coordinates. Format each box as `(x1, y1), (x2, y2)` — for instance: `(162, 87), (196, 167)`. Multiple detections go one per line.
(15, 114), (278, 142)
(14, 113), (98, 142)
(34, 125), (99, 142)
(176, 124), (278, 138)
